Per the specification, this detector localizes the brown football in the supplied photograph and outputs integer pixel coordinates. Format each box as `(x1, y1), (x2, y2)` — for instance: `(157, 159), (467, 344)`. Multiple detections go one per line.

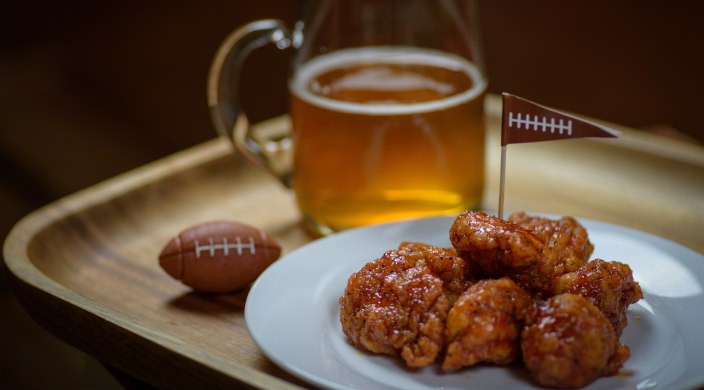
(159, 221), (281, 293)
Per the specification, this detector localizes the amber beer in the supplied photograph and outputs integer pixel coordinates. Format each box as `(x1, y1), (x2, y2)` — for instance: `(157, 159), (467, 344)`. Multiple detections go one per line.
(289, 47), (487, 234)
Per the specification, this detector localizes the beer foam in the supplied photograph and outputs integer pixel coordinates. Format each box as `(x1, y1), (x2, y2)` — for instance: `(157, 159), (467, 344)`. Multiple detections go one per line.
(315, 68), (455, 96)
(290, 46), (487, 116)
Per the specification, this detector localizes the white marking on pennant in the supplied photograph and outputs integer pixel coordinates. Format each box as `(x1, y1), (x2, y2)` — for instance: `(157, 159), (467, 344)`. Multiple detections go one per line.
(509, 111), (572, 136)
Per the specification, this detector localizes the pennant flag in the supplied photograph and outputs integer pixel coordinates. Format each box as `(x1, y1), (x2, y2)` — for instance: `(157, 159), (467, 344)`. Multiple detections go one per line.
(501, 93), (619, 146)
(497, 93), (619, 219)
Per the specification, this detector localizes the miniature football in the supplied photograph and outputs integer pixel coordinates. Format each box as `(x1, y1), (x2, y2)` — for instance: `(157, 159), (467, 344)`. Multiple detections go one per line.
(159, 221), (281, 293)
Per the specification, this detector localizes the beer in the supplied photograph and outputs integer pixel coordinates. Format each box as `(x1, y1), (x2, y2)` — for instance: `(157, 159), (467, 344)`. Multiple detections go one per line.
(289, 47), (487, 234)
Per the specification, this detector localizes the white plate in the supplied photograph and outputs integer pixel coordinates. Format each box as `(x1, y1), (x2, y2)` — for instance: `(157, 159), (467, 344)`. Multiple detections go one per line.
(245, 216), (704, 390)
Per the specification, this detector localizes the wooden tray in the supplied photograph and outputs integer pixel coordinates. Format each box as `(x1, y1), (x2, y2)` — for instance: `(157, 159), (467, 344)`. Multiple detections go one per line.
(3, 136), (312, 388)
(4, 95), (704, 389)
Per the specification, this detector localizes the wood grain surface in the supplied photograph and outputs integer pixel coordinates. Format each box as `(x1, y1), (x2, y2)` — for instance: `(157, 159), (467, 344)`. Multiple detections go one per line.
(4, 95), (703, 389)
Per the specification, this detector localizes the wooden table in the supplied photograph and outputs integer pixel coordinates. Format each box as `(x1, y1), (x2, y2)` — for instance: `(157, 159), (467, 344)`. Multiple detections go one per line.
(4, 95), (704, 389)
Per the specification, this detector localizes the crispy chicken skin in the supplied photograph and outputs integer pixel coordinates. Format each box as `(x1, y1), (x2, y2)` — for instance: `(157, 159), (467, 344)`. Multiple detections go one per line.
(508, 211), (593, 275)
(551, 259), (643, 336)
(521, 293), (630, 388)
(396, 241), (485, 300)
(450, 210), (556, 292)
(442, 277), (534, 370)
(339, 242), (480, 367)
(450, 211), (599, 294)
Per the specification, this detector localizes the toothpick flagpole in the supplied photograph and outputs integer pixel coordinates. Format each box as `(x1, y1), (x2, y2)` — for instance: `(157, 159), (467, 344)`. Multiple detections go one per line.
(498, 145), (507, 220)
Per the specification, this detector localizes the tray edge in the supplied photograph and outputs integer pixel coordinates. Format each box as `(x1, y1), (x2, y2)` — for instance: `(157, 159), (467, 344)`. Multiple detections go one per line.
(2, 118), (305, 389)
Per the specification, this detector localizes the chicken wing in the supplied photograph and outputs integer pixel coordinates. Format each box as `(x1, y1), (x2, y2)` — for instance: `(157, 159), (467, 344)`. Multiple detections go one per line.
(551, 258), (643, 336)
(449, 210), (555, 292)
(339, 242), (480, 367)
(442, 277), (534, 370)
(521, 293), (630, 388)
(396, 241), (485, 301)
(450, 211), (601, 295)
(508, 211), (593, 275)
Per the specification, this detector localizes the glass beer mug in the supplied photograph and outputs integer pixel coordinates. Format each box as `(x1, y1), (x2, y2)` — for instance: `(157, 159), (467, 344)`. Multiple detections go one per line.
(209, 0), (487, 236)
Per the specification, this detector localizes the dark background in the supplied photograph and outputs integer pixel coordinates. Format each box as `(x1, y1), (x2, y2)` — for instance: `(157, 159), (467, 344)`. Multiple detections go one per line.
(1, 1), (702, 387)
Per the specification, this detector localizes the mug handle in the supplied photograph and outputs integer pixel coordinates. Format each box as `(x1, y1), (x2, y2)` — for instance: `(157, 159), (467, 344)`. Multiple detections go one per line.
(207, 19), (294, 187)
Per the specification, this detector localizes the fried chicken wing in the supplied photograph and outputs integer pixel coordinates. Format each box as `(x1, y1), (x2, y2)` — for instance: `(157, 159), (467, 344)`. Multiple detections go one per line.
(521, 293), (630, 388)
(339, 242), (480, 367)
(551, 258), (643, 336)
(450, 211), (600, 295)
(508, 211), (593, 275)
(449, 210), (555, 292)
(396, 241), (485, 300)
(442, 277), (534, 371)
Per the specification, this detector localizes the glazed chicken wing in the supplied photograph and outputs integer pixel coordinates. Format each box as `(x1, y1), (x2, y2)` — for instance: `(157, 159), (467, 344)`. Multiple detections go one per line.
(396, 241), (485, 300)
(339, 242), (480, 367)
(450, 211), (598, 294)
(508, 211), (593, 275)
(551, 258), (643, 336)
(450, 210), (556, 292)
(521, 293), (630, 388)
(442, 277), (534, 370)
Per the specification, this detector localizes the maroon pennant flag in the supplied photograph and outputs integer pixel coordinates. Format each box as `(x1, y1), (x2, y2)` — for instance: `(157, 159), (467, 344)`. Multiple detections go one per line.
(501, 93), (619, 146)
